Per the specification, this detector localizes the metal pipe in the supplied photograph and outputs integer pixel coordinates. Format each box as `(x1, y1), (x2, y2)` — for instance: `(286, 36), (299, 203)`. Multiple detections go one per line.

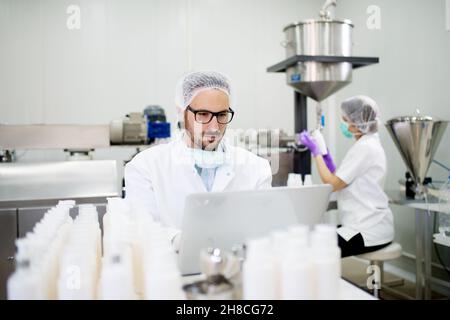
(293, 92), (311, 179)
(319, 0), (337, 20)
(415, 209), (424, 299)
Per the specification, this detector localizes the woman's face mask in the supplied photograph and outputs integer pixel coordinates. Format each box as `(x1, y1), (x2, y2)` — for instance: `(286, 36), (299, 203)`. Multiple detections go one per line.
(340, 121), (354, 139)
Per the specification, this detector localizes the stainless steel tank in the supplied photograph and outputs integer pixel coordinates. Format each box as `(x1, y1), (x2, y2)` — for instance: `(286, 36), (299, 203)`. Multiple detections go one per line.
(282, 19), (353, 101)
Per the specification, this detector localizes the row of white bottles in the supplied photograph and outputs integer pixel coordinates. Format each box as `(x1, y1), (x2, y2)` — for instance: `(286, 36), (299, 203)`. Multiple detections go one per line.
(57, 203), (102, 299)
(7, 200), (75, 299)
(287, 174), (313, 187)
(99, 197), (184, 300)
(99, 197), (137, 299)
(8, 197), (185, 300)
(243, 224), (341, 300)
(140, 219), (184, 300)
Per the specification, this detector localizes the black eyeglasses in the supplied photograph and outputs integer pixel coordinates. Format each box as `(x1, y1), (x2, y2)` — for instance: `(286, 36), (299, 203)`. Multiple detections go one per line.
(186, 105), (235, 124)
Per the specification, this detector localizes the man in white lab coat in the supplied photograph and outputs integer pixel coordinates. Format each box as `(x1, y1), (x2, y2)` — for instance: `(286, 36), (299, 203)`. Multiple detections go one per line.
(124, 71), (272, 248)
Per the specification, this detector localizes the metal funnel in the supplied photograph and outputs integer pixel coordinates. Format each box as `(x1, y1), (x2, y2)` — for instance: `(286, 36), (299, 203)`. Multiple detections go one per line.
(286, 62), (353, 101)
(385, 116), (448, 185)
(288, 78), (352, 102)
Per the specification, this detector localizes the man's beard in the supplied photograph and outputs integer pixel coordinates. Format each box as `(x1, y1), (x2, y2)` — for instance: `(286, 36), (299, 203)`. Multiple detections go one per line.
(184, 118), (225, 150)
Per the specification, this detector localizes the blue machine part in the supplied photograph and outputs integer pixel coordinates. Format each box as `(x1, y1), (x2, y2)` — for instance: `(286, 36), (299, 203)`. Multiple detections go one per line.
(147, 121), (171, 139)
(290, 74), (301, 83)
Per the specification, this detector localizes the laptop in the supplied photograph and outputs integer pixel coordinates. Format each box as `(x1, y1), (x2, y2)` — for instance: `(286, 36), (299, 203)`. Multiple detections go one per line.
(178, 185), (332, 275)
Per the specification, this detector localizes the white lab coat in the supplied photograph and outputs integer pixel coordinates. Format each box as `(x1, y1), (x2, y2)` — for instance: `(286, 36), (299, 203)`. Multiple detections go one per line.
(335, 133), (394, 247)
(124, 135), (272, 240)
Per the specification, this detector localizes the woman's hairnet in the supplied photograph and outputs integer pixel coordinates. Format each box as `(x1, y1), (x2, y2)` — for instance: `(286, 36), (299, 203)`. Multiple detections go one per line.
(174, 71), (232, 112)
(341, 95), (380, 134)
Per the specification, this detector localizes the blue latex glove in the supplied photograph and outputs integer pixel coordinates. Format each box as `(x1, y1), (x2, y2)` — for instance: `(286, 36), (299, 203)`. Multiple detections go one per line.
(323, 149), (337, 173)
(299, 130), (320, 157)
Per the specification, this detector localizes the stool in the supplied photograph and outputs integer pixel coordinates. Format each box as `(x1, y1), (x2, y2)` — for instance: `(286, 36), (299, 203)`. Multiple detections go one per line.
(357, 242), (403, 298)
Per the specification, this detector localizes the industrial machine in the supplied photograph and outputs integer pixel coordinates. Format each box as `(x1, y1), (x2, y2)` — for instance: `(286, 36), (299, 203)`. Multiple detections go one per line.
(0, 105), (171, 162)
(267, 0), (379, 181)
(385, 115), (448, 300)
(110, 105), (171, 145)
(386, 115), (448, 199)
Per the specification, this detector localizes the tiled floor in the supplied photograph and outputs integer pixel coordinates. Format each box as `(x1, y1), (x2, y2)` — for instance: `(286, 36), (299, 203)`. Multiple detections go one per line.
(341, 257), (448, 300)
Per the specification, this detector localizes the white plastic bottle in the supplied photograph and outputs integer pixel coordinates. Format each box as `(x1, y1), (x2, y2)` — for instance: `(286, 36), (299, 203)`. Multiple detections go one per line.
(100, 253), (135, 300)
(7, 260), (39, 300)
(280, 232), (314, 299)
(311, 129), (327, 155)
(270, 230), (291, 299)
(287, 173), (303, 187)
(303, 174), (313, 186)
(310, 224), (341, 300)
(141, 223), (184, 300)
(287, 224), (310, 245)
(242, 238), (277, 300)
(144, 263), (184, 300)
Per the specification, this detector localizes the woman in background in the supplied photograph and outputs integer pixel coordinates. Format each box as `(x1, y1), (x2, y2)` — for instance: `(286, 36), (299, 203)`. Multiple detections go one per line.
(300, 95), (394, 257)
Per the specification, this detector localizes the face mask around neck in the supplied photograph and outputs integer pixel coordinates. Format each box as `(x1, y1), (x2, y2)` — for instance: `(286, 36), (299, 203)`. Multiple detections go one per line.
(191, 146), (225, 169)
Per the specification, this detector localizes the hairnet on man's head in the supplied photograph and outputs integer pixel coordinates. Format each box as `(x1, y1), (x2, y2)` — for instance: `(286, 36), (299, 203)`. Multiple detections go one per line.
(174, 71), (232, 112)
(341, 95), (380, 134)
